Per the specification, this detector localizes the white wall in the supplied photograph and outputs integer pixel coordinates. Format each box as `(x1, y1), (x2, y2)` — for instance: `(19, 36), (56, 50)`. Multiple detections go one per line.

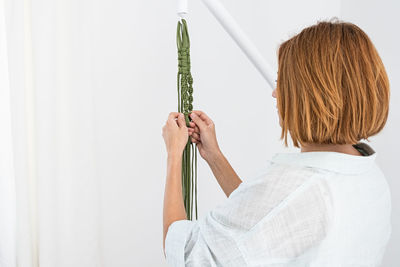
(341, 1), (400, 266)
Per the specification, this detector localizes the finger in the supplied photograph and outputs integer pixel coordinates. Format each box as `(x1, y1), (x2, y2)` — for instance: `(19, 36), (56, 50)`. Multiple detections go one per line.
(190, 125), (200, 134)
(189, 112), (206, 131)
(167, 112), (180, 122)
(192, 132), (200, 140)
(176, 113), (186, 128)
(188, 121), (196, 128)
(191, 137), (199, 143)
(191, 110), (213, 126)
(189, 123), (199, 133)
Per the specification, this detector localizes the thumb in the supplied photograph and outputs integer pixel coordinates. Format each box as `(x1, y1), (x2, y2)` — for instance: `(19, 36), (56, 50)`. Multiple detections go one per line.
(177, 113), (187, 128)
(189, 112), (206, 130)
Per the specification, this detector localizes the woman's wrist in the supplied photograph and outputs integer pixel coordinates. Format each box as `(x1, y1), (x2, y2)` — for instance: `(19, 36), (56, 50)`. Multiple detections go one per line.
(167, 151), (183, 162)
(205, 149), (223, 165)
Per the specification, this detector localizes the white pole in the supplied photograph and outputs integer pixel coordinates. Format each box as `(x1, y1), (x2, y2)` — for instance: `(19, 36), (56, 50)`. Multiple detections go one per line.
(177, 0), (276, 90)
(200, 0), (276, 89)
(177, 0), (188, 19)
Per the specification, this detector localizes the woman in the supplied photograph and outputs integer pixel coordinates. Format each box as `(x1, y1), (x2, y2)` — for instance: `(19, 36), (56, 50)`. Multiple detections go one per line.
(162, 20), (391, 267)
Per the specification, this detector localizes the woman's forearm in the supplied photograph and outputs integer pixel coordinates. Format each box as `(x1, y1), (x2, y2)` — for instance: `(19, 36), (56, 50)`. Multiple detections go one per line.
(163, 153), (187, 257)
(206, 151), (242, 198)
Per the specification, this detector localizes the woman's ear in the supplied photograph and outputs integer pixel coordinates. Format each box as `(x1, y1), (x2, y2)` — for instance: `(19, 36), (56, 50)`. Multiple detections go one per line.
(272, 89), (277, 98)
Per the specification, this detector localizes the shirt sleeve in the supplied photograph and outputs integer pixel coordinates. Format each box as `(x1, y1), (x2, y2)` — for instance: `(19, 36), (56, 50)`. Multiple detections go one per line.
(165, 178), (249, 267)
(165, 164), (333, 266)
(164, 211), (247, 267)
(234, 171), (334, 265)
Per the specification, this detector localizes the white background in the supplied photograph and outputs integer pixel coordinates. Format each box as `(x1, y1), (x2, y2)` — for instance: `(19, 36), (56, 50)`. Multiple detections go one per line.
(1, 0), (399, 266)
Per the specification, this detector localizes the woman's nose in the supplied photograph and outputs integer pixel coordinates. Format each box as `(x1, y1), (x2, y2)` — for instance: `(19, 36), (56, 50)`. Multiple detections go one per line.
(272, 89), (277, 98)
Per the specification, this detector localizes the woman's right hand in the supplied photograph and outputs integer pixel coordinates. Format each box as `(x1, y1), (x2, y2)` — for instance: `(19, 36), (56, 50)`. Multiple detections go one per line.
(188, 110), (221, 162)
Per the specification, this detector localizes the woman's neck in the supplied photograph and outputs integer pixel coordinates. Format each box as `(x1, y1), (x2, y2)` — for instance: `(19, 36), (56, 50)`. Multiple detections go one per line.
(301, 143), (363, 156)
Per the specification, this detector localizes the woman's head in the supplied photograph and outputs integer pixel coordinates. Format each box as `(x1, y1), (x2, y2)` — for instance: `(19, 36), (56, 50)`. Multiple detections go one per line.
(274, 19), (390, 148)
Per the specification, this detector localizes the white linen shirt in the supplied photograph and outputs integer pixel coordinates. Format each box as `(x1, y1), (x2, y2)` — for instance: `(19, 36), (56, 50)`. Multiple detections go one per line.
(165, 144), (392, 267)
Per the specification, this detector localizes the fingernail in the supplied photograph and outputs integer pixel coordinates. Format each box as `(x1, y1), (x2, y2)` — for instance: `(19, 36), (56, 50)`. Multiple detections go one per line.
(191, 113), (196, 118)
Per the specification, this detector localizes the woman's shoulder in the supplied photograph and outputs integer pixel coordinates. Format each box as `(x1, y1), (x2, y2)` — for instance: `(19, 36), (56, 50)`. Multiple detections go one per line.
(211, 161), (328, 231)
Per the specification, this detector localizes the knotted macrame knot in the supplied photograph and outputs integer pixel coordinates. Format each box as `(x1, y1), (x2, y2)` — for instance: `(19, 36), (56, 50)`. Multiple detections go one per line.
(178, 49), (191, 74)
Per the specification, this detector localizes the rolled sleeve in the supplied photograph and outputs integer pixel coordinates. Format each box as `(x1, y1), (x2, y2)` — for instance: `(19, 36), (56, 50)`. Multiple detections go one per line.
(165, 219), (198, 267)
(164, 213), (247, 267)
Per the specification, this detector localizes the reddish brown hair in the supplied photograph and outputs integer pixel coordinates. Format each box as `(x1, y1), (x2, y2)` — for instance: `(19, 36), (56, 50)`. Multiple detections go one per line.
(277, 19), (390, 147)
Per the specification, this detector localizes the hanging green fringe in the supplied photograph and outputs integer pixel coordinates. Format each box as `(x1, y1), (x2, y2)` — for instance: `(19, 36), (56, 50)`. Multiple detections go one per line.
(176, 18), (198, 221)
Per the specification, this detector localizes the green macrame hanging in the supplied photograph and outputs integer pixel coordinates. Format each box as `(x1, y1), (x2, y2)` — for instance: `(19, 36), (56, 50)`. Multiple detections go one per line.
(176, 18), (198, 221)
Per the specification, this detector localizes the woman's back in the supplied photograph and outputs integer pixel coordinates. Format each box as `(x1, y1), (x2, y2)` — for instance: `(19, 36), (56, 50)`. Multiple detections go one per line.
(261, 143), (392, 266)
(165, 143), (392, 266)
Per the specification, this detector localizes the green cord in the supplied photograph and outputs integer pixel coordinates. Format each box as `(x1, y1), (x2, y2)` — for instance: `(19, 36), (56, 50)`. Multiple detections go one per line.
(177, 18), (198, 220)
(195, 144), (198, 219)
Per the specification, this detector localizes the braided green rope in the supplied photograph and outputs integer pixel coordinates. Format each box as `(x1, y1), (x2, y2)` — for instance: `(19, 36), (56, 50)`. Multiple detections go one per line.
(177, 18), (198, 221)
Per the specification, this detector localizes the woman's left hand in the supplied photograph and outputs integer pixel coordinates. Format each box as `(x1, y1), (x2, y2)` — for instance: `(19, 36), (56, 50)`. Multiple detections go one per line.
(162, 112), (193, 156)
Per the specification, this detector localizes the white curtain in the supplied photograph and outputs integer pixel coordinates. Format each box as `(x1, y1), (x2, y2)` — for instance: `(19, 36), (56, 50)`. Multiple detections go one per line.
(0, 0), (16, 265)
(1, 0), (101, 266)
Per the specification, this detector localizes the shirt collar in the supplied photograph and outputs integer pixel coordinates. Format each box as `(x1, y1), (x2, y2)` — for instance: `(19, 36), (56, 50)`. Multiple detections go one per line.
(270, 145), (377, 175)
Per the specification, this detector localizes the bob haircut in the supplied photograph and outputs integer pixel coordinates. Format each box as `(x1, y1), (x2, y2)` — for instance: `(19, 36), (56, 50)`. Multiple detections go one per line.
(276, 19), (390, 148)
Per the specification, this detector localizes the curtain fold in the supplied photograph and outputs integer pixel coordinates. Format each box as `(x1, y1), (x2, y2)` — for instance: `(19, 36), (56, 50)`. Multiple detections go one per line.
(1, 0), (101, 266)
(0, 0), (17, 265)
